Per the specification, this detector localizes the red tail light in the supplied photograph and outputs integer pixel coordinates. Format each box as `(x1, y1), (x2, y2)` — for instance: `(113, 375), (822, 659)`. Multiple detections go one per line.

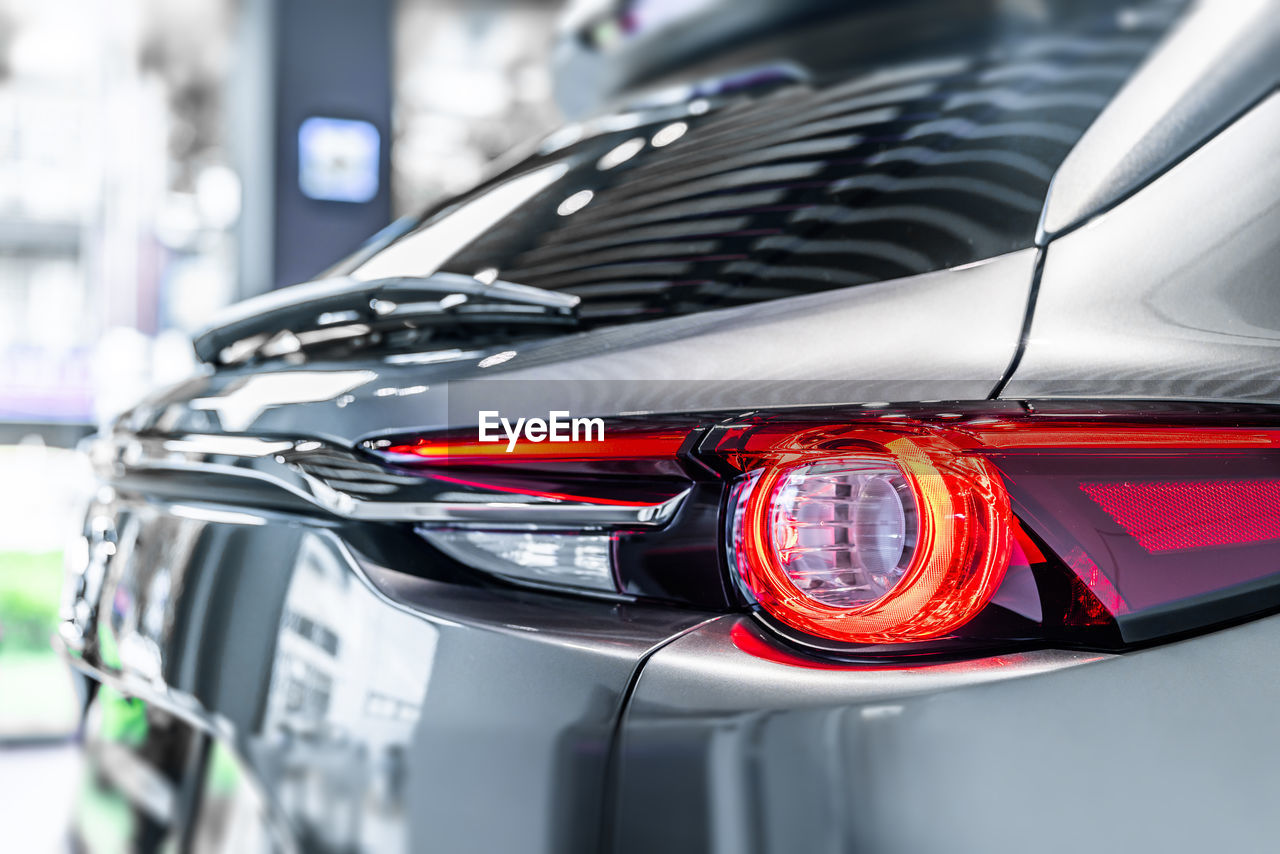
(707, 409), (1280, 648)
(380, 423), (690, 468)
(365, 405), (1280, 654)
(728, 430), (1013, 643)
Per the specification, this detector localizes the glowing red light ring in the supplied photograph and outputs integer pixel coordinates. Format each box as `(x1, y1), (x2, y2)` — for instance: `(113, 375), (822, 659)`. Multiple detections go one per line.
(734, 433), (1013, 643)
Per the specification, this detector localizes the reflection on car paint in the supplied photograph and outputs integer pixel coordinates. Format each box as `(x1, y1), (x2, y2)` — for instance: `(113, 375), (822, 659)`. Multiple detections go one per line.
(62, 498), (441, 853)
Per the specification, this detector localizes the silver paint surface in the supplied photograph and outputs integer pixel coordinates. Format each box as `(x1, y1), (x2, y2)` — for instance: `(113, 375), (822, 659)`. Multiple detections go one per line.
(1006, 91), (1280, 401)
(615, 613), (1280, 854)
(1039, 0), (1280, 237)
(60, 496), (709, 853)
(126, 247), (1038, 442)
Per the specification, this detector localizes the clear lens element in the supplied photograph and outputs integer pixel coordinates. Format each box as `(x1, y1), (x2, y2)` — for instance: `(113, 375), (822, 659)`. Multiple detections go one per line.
(767, 460), (918, 608)
(422, 529), (616, 592)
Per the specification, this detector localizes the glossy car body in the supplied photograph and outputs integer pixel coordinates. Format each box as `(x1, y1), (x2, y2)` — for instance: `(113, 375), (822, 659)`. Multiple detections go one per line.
(59, 1), (1280, 851)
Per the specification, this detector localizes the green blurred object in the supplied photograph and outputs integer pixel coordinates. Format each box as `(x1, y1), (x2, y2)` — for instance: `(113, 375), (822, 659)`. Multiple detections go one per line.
(0, 550), (62, 651)
(97, 686), (149, 747)
(0, 549), (80, 737)
(206, 739), (246, 797)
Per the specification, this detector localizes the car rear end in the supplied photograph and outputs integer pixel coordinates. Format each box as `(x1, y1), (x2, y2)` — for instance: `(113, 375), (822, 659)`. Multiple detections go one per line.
(57, 0), (1280, 851)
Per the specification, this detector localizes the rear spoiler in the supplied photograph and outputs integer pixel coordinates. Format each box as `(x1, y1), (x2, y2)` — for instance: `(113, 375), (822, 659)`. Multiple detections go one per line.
(193, 273), (580, 366)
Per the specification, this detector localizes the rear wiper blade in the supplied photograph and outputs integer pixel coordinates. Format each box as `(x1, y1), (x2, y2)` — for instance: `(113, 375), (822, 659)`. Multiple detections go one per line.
(193, 273), (580, 365)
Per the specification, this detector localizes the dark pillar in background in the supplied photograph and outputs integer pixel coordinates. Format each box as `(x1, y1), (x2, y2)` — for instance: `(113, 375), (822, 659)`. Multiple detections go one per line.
(232, 0), (393, 297)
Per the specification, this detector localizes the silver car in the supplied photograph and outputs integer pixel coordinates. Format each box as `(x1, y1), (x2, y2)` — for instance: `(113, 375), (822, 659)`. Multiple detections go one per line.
(59, 0), (1280, 851)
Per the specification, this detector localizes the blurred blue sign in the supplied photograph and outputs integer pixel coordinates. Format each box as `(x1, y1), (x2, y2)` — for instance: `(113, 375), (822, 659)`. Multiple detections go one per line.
(298, 117), (380, 203)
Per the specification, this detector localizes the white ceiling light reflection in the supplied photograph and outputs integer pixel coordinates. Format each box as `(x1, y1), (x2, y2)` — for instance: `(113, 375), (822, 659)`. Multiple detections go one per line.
(191, 370), (376, 432)
(169, 505), (268, 527)
(478, 350), (517, 368)
(557, 190), (594, 216)
(352, 163), (568, 281)
(162, 436), (294, 457)
(540, 124), (584, 154)
(597, 137), (645, 170)
(385, 349), (482, 366)
(374, 385), (429, 397)
(651, 122), (688, 148)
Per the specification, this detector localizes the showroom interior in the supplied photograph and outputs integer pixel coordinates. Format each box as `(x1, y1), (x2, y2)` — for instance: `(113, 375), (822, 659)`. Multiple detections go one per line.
(0, 0), (561, 844)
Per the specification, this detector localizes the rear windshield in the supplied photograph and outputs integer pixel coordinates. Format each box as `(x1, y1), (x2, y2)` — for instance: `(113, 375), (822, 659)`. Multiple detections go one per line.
(346, 0), (1182, 329)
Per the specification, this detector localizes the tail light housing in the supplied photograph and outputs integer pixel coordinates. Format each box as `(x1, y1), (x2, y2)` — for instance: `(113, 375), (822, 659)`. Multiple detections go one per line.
(366, 419), (716, 599)
(364, 403), (1280, 657)
(724, 429), (1012, 643)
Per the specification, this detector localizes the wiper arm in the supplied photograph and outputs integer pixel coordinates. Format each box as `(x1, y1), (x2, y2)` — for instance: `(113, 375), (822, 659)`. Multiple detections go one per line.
(194, 273), (580, 365)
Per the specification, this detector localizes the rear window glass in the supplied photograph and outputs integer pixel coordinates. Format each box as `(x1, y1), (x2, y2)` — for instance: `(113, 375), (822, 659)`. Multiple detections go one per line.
(350, 1), (1183, 329)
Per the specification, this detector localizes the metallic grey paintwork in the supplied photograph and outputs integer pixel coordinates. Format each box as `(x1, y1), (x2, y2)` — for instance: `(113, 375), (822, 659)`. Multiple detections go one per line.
(1038, 0), (1280, 238)
(61, 496), (710, 853)
(614, 613), (1280, 854)
(130, 247), (1037, 444)
(1006, 91), (1280, 401)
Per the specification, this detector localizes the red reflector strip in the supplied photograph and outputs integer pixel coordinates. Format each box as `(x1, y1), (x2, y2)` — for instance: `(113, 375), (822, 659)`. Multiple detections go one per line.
(1080, 479), (1280, 553)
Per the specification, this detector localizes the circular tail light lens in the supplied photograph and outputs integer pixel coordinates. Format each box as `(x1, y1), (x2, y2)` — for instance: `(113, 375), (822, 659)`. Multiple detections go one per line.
(732, 436), (1013, 643)
(769, 460), (919, 607)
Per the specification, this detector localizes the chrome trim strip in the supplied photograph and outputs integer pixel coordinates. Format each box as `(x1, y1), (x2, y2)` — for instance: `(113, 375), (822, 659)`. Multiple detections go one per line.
(341, 493), (688, 526)
(93, 433), (689, 529)
(160, 435), (295, 457)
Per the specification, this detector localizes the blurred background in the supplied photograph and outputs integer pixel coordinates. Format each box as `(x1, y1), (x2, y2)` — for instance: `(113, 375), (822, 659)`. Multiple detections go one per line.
(0, 0), (564, 844)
